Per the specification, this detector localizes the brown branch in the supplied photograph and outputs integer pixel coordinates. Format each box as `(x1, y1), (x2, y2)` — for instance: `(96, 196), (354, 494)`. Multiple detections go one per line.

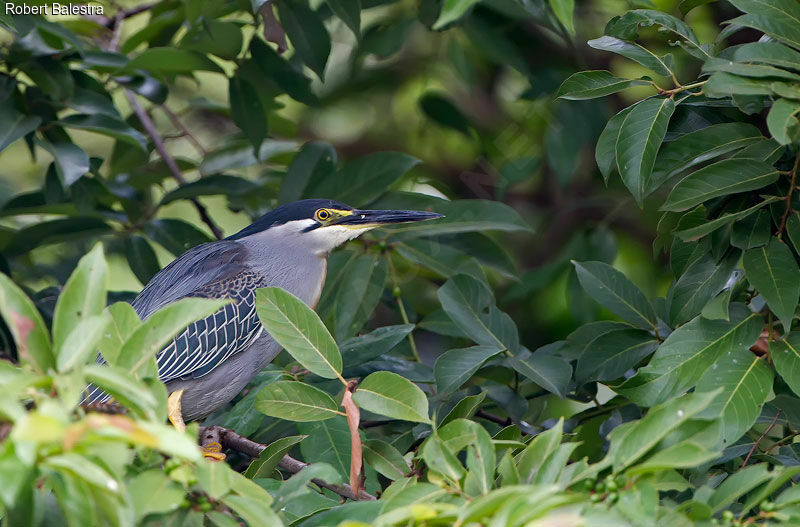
(160, 105), (208, 156)
(200, 426), (376, 501)
(777, 153), (800, 238)
(742, 409), (781, 468)
(124, 90), (224, 240)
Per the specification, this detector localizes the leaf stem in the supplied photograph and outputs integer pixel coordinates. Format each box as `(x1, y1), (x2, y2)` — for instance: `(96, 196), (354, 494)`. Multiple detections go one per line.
(742, 409), (781, 468)
(777, 153), (800, 239)
(386, 256), (421, 362)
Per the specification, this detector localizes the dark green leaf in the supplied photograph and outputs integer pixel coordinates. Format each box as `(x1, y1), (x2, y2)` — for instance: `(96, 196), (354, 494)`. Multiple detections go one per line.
(277, 0), (331, 80)
(229, 74), (268, 153)
(662, 158), (779, 212)
(0, 105), (40, 154)
(556, 71), (649, 100)
(352, 371), (430, 423)
(314, 152), (420, 207)
(433, 0), (481, 29)
(572, 260), (656, 329)
(327, 0), (361, 36)
(595, 105), (634, 183)
(434, 345), (504, 393)
(57, 114), (147, 151)
(245, 435), (307, 479)
(341, 324), (414, 367)
(743, 238), (800, 333)
(363, 439), (408, 480)
(605, 9), (708, 57)
(180, 20), (243, 60)
(125, 235), (160, 286)
(125, 47), (224, 75)
(730, 41), (800, 71)
(728, 0), (800, 50)
(616, 97), (675, 205)
(668, 251), (739, 325)
(767, 98), (800, 145)
(507, 345), (572, 398)
(588, 36), (673, 77)
(250, 38), (318, 106)
(35, 138), (90, 186)
(143, 218), (213, 256)
(575, 329), (659, 383)
(616, 308), (762, 406)
(419, 92), (472, 135)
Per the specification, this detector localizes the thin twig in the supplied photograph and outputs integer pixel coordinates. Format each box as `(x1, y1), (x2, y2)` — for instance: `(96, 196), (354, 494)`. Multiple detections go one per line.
(742, 410), (781, 468)
(124, 90), (224, 240)
(160, 105), (208, 155)
(200, 426), (376, 501)
(777, 154), (800, 238)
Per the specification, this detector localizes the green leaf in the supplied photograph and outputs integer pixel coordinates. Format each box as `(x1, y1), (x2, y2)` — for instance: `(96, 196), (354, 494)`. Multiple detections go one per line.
(673, 197), (782, 242)
(97, 302), (140, 365)
(330, 253), (387, 341)
(730, 41), (800, 71)
(56, 313), (110, 372)
(52, 243), (107, 354)
(595, 105), (635, 183)
(743, 238), (800, 333)
(57, 114), (147, 151)
(125, 47), (224, 75)
(668, 251), (739, 325)
(0, 105), (40, 155)
(767, 98), (800, 145)
(439, 419), (495, 496)
(223, 495), (282, 526)
(195, 461), (233, 500)
(662, 158), (779, 212)
(704, 72), (774, 97)
(507, 345), (571, 398)
(143, 218), (213, 256)
(616, 97), (675, 205)
(588, 36), (673, 77)
(437, 274), (515, 350)
(314, 152), (420, 207)
(125, 235), (160, 286)
(277, 0), (331, 80)
(703, 57), (800, 81)
(728, 0), (800, 50)
(650, 123), (763, 194)
(695, 347), (773, 444)
(572, 261), (656, 329)
(556, 71), (649, 100)
(707, 463), (773, 513)
(254, 381), (341, 421)
(363, 439), (408, 480)
(255, 287), (343, 380)
(628, 441), (719, 474)
(229, 74), (268, 153)
(434, 345), (504, 393)
(616, 309), (762, 407)
(352, 371), (430, 423)
(0, 273), (53, 372)
(249, 38), (318, 107)
(114, 297), (228, 373)
(440, 391), (487, 426)
(129, 470), (186, 521)
(549, 0), (575, 34)
(297, 417), (353, 478)
(679, 0), (717, 15)
(245, 435), (307, 479)
(421, 434), (465, 482)
(35, 138), (90, 187)
(327, 0), (361, 36)
(419, 92), (473, 135)
(180, 20), (243, 60)
(84, 364), (159, 419)
(433, 0), (481, 29)
(769, 333), (800, 397)
(340, 324), (414, 367)
(608, 389), (720, 471)
(605, 9), (707, 57)
(380, 196), (530, 237)
(575, 329), (659, 383)
(279, 141), (335, 203)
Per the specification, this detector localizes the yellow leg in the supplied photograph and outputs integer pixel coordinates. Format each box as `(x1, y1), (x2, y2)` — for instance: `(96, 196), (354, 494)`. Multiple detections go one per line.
(167, 389), (186, 432)
(167, 389), (225, 461)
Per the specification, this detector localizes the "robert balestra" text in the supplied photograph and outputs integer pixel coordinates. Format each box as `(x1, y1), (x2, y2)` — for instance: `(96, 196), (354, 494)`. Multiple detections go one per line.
(5, 3), (104, 15)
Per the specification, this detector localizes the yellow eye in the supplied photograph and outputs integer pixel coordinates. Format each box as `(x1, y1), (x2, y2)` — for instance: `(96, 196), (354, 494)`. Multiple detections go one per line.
(315, 209), (331, 222)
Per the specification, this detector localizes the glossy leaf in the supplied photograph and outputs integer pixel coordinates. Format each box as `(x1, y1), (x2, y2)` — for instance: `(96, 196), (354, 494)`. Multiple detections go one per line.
(662, 158), (779, 212)
(572, 261), (656, 329)
(575, 328), (658, 383)
(556, 70), (649, 100)
(770, 333), (800, 397)
(434, 345), (504, 393)
(277, 0), (331, 80)
(507, 346), (571, 398)
(616, 309), (762, 406)
(728, 0), (800, 50)
(743, 238), (800, 333)
(616, 97), (675, 205)
(767, 98), (800, 145)
(0, 106), (40, 154)
(588, 36), (673, 77)
(314, 152), (420, 207)
(363, 439), (408, 480)
(595, 105), (634, 182)
(255, 381), (340, 421)
(352, 371), (430, 423)
(668, 251), (739, 325)
(255, 287), (343, 380)
(244, 435), (307, 479)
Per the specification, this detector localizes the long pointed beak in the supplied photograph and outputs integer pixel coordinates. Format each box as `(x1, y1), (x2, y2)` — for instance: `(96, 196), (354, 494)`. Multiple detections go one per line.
(336, 209), (443, 226)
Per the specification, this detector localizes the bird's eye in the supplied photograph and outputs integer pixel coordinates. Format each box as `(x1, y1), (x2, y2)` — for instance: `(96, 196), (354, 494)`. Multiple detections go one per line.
(315, 209), (331, 222)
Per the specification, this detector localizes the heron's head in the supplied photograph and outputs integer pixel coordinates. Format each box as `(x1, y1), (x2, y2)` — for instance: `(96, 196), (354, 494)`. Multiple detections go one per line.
(228, 199), (443, 255)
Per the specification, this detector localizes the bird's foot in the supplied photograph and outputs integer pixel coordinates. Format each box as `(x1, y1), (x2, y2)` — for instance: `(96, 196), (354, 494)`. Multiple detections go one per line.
(202, 442), (226, 462)
(167, 389), (186, 433)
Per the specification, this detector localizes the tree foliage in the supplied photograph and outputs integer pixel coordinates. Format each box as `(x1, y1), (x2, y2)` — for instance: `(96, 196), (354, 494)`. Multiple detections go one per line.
(3, 0), (800, 525)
